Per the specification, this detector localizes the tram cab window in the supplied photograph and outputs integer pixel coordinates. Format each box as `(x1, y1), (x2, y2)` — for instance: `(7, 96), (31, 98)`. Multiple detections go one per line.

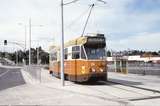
(72, 46), (80, 59)
(85, 47), (105, 59)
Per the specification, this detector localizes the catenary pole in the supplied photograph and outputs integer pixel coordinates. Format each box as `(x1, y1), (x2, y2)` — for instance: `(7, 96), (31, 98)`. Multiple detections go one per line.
(61, 0), (65, 86)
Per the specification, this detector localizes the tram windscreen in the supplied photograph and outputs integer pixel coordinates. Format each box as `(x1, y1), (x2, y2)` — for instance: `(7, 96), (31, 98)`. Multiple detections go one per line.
(85, 47), (105, 59)
(83, 36), (106, 59)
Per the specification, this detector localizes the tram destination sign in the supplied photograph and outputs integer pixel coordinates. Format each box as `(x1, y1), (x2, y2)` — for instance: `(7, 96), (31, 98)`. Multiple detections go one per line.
(86, 37), (106, 48)
(87, 37), (105, 43)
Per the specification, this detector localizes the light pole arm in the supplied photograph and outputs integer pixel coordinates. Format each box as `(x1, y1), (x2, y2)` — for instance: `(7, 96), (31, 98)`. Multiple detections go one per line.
(63, 0), (79, 5)
(8, 41), (25, 50)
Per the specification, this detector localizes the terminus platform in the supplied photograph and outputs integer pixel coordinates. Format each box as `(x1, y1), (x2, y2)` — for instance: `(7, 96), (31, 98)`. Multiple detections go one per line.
(49, 34), (107, 82)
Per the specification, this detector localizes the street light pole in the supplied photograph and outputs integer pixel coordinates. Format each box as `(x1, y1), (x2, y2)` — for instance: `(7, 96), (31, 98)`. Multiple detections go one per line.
(29, 18), (32, 66)
(61, 0), (65, 86)
(25, 25), (27, 51)
(37, 47), (39, 65)
(17, 23), (27, 65)
(59, 0), (79, 86)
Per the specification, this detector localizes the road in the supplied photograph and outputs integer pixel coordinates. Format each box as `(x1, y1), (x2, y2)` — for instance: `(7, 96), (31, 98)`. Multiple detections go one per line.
(0, 65), (160, 105)
(0, 65), (25, 91)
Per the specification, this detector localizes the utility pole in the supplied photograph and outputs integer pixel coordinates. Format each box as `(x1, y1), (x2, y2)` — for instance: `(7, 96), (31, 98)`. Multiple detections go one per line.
(60, 0), (79, 86)
(61, 0), (65, 86)
(29, 18), (31, 66)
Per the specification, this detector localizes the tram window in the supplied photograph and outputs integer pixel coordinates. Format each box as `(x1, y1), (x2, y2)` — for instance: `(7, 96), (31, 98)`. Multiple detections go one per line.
(51, 52), (57, 61)
(72, 46), (80, 59)
(65, 55), (67, 59)
(91, 49), (96, 54)
(72, 46), (80, 51)
(64, 48), (68, 59)
(72, 52), (80, 59)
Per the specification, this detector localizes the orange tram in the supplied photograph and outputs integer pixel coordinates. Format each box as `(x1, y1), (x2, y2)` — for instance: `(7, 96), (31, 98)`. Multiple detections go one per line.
(49, 34), (107, 82)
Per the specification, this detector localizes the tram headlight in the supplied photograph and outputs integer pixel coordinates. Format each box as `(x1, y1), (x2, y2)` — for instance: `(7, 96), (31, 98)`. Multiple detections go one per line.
(100, 68), (103, 72)
(81, 66), (85, 74)
(91, 68), (96, 72)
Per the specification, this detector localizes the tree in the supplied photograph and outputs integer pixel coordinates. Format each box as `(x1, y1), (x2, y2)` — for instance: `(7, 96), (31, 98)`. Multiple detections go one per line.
(107, 51), (111, 57)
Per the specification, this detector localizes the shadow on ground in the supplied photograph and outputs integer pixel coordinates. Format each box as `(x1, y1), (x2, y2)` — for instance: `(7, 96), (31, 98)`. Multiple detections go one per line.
(108, 78), (143, 85)
(76, 78), (143, 86)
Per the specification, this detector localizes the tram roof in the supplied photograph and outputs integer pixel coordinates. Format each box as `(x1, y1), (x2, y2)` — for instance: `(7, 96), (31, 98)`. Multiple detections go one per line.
(49, 36), (87, 51)
(64, 36), (87, 47)
(49, 34), (105, 51)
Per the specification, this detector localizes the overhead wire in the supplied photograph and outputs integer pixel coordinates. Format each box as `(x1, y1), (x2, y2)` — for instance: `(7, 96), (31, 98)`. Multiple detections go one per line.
(64, 6), (91, 30)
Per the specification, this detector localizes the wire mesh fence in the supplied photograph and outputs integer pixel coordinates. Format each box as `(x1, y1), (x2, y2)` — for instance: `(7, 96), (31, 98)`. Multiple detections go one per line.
(23, 65), (42, 83)
(108, 62), (160, 76)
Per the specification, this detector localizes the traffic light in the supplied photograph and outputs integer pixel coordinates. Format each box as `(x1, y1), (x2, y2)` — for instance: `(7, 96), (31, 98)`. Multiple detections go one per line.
(4, 40), (7, 45)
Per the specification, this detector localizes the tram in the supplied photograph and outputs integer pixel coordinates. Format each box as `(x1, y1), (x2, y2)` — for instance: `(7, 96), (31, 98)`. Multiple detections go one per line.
(49, 33), (107, 82)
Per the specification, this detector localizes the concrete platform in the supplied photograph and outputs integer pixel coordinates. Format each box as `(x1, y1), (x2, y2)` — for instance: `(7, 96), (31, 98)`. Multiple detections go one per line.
(108, 72), (160, 91)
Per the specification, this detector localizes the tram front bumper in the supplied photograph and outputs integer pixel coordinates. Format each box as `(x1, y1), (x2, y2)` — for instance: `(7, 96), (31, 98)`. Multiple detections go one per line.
(75, 72), (107, 82)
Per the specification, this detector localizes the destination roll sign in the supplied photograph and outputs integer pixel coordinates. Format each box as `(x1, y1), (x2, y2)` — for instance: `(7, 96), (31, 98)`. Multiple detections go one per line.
(85, 37), (106, 48)
(87, 37), (105, 42)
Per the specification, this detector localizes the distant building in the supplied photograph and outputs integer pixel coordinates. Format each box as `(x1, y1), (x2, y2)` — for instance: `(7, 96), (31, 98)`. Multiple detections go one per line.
(107, 55), (160, 64)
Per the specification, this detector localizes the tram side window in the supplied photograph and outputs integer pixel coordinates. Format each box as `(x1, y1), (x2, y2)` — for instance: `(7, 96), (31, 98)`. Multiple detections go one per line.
(51, 52), (57, 61)
(72, 46), (80, 59)
(64, 48), (68, 59)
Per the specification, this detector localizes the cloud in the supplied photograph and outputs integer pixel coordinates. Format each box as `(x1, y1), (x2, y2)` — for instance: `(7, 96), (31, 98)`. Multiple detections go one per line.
(108, 32), (160, 51)
(0, 0), (160, 52)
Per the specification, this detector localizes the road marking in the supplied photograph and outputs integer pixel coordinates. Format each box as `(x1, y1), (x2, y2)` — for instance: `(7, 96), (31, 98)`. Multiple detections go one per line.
(0, 70), (9, 78)
(0, 65), (22, 69)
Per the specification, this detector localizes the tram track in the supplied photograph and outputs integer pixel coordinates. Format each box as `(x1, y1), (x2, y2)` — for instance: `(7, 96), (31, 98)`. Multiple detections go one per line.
(44, 77), (160, 103)
(102, 81), (149, 97)
(42, 76), (130, 105)
(79, 80), (160, 102)
(43, 70), (160, 103)
(107, 80), (160, 94)
(43, 84), (130, 105)
(105, 81), (160, 101)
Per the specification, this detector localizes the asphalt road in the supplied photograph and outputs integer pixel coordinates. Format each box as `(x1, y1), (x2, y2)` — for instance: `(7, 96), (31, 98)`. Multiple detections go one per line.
(0, 66), (25, 91)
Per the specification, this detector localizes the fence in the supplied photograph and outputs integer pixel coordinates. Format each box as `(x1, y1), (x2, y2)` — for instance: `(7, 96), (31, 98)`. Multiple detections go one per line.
(23, 65), (42, 83)
(108, 62), (160, 76)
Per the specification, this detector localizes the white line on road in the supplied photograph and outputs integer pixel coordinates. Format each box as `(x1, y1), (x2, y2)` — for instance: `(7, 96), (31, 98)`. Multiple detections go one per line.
(0, 65), (22, 69)
(0, 70), (9, 78)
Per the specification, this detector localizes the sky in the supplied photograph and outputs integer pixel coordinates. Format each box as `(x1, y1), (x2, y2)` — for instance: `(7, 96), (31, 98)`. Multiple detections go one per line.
(0, 0), (160, 52)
